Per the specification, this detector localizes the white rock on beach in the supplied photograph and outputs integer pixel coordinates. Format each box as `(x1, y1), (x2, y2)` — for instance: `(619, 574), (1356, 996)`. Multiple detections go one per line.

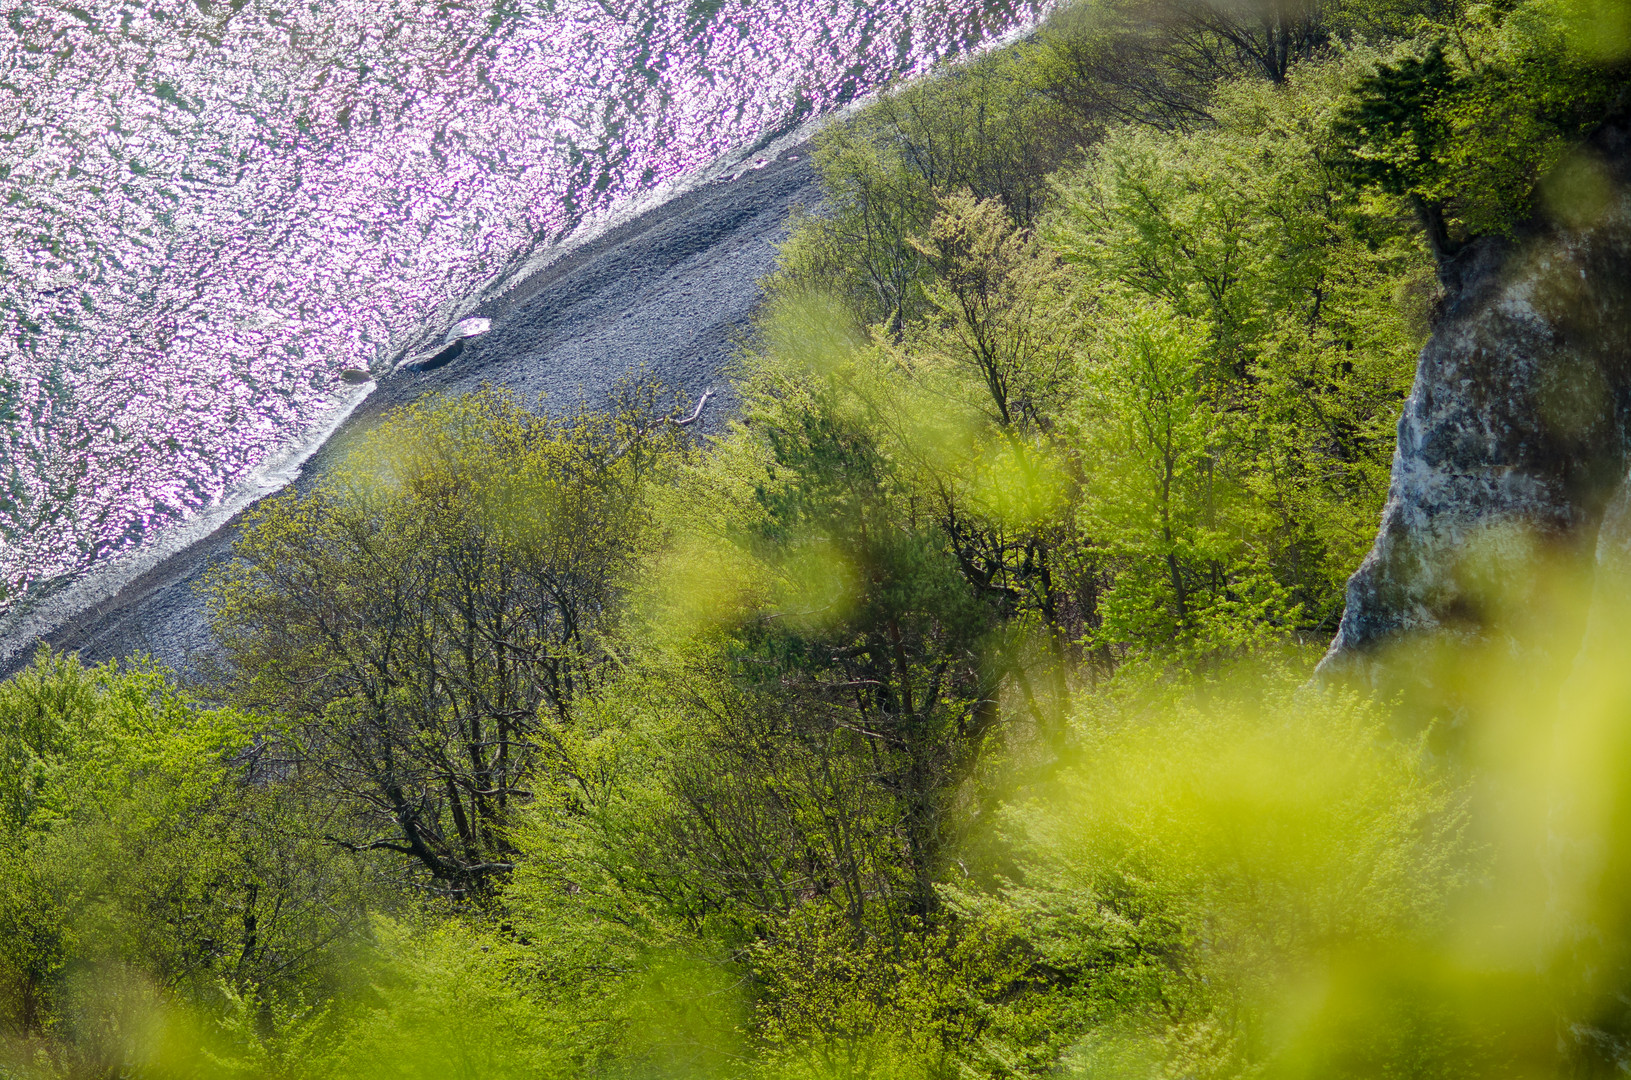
(446, 317), (491, 341)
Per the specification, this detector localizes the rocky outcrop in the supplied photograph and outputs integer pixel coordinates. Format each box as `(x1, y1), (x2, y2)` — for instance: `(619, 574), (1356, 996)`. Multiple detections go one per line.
(1320, 121), (1631, 683)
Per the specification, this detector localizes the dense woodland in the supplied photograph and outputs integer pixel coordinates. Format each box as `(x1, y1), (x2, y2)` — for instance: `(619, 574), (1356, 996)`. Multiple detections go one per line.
(3, 0), (1630, 1075)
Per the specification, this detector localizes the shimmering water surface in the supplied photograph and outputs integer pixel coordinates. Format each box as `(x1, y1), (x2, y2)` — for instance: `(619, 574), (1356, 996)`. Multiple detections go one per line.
(0, 0), (1045, 611)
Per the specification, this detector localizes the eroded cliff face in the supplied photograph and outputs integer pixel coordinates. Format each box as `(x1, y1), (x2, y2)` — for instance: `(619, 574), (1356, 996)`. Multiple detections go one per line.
(1321, 121), (1631, 683)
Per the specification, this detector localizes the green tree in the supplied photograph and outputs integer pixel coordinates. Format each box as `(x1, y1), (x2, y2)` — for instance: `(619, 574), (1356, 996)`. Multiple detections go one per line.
(1049, 61), (1430, 638)
(0, 651), (369, 1067)
(1330, 12), (1627, 259)
(205, 384), (689, 899)
(1075, 298), (1294, 657)
(1329, 42), (1463, 257)
(772, 42), (1085, 337)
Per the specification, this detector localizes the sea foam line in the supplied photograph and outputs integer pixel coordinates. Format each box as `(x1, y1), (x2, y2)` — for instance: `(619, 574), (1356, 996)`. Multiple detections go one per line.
(0, 380), (374, 668)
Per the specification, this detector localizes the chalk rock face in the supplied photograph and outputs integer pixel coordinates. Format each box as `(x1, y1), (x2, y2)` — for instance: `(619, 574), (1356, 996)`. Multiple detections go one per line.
(1570, 461), (1631, 676)
(1321, 124), (1631, 679)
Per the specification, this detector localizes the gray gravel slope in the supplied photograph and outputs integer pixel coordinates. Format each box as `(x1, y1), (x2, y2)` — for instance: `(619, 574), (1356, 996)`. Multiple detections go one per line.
(6, 148), (818, 678)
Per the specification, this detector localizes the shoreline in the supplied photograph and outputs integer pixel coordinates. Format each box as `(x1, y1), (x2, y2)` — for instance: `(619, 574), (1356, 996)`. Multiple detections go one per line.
(0, 143), (820, 679)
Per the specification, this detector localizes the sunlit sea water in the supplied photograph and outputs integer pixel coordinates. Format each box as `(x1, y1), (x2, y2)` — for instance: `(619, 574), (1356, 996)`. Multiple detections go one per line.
(0, 0), (1045, 614)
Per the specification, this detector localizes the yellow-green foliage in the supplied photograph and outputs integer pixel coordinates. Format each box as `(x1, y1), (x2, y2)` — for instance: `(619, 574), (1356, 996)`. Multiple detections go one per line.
(205, 383), (688, 897)
(764, 47), (1437, 661)
(0, 652), (246, 1038)
(1049, 59), (1433, 640)
(19, 575), (1631, 1079)
(0, 652), (370, 1078)
(6, 0), (1631, 1075)
(323, 918), (566, 1080)
(773, 40), (1085, 337)
(970, 670), (1467, 1074)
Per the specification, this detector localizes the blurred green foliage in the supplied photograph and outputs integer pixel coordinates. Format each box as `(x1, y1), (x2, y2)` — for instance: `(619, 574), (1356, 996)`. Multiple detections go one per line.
(3, 0), (1629, 1074)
